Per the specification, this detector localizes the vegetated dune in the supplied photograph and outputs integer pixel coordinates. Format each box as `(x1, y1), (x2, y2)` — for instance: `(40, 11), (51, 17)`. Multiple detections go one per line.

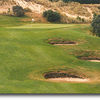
(1, 0), (100, 22)
(0, 0), (46, 14)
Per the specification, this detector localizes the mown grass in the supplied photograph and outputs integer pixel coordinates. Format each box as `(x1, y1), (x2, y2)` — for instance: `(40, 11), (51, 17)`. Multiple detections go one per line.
(0, 15), (100, 93)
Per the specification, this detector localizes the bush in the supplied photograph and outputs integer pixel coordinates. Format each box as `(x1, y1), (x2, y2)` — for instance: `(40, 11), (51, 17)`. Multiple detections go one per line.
(91, 15), (100, 37)
(24, 8), (31, 12)
(62, 0), (72, 3)
(98, 6), (100, 9)
(77, 16), (85, 22)
(43, 10), (61, 22)
(12, 6), (25, 17)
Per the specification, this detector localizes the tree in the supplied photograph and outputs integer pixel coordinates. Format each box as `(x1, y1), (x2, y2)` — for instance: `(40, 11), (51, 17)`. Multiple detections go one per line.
(43, 10), (61, 22)
(12, 6), (24, 17)
(91, 15), (100, 37)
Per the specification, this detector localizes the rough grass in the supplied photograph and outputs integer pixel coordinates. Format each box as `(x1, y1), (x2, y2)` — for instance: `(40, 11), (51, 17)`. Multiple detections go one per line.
(1, 0), (100, 23)
(0, 15), (100, 93)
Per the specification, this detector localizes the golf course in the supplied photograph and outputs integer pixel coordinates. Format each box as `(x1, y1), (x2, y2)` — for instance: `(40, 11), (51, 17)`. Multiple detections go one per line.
(0, 15), (100, 94)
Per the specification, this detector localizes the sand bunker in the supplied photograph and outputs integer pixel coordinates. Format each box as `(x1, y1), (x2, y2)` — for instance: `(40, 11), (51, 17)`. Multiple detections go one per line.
(44, 72), (82, 79)
(54, 43), (78, 46)
(88, 60), (100, 62)
(44, 72), (89, 83)
(49, 40), (77, 45)
(47, 78), (90, 83)
(79, 57), (100, 63)
(53, 42), (77, 45)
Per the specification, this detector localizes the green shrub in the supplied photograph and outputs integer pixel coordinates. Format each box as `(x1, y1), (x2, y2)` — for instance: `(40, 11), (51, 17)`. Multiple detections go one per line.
(43, 10), (61, 22)
(77, 16), (85, 23)
(12, 6), (25, 17)
(91, 15), (100, 37)
(62, 0), (72, 3)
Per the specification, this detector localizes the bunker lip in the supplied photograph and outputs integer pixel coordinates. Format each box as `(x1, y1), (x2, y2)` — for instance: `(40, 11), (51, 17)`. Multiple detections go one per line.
(54, 43), (78, 45)
(44, 72), (89, 83)
(49, 41), (77, 45)
(79, 57), (100, 62)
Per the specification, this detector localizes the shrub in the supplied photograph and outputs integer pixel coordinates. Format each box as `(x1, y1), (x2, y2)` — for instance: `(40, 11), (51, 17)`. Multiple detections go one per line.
(77, 16), (85, 22)
(91, 15), (100, 37)
(43, 10), (61, 22)
(12, 5), (25, 17)
(62, 0), (72, 3)
(93, 13), (97, 19)
(98, 6), (100, 9)
(24, 8), (31, 12)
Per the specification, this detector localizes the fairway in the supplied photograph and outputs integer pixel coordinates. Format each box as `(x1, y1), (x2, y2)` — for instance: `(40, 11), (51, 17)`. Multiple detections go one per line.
(0, 15), (100, 93)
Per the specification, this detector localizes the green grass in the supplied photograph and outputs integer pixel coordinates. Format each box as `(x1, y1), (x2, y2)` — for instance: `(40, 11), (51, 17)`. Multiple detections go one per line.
(0, 15), (100, 94)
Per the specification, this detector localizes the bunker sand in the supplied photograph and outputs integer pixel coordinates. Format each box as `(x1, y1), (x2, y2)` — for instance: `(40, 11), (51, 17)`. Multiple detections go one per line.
(88, 60), (100, 62)
(47, 78), (90, 83)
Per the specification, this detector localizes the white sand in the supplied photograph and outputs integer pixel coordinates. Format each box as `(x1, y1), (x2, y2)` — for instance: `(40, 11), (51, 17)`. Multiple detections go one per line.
(88, 60), (100, 62)
(47, 78), (90, 83)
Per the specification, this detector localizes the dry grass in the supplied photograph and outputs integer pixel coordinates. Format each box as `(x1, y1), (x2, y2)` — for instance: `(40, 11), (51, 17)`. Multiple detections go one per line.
(1, 0), (100, 23)
(25, 12), (48, 23)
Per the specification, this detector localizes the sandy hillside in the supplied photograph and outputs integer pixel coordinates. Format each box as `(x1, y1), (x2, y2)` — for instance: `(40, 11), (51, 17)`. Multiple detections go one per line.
(0, 0), (100, 22)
